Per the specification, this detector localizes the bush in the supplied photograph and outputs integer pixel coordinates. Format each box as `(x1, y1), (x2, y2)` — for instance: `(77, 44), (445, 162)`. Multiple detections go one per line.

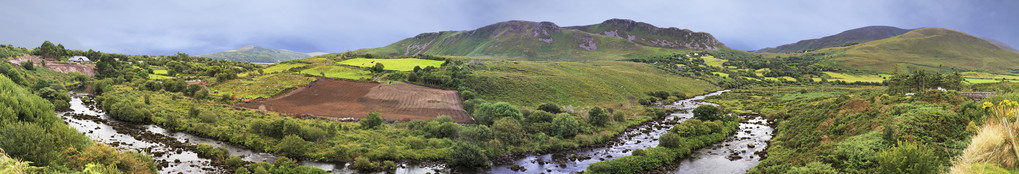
(194, 87), (209, 99)
(107, 100), (152, 123)
(474, 102), (522, 125)
(300, 126), (327, 142)
(436, 115), (455, 123)
(552, 113), (580, 138)
(447, 142), (489, 168)
(349, 156), (376, 171)
(360, 112), (384, 129)
(492, 117), (524, 145)
(588, 107), (609, 126)
(613, 112), (625, 122)
(0, 122), (60, 166)
(428, 121), (460, 139)
(693, 105), (722, 121)
(788, 162), (838, 174)
(198, 112), (217, 123)
(659, 131), (685, 149)
(21, 60), (33, 70)
(537, 103), (562, 114)
(527, 110), (555, 123)
(460, 125), (492, 142)
(876, 141), (942, 174)
(276, 134), (308, 157)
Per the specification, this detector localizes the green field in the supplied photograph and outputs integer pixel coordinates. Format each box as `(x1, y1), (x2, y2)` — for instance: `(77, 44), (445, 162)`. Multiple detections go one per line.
(300, 65), (372, 80)
(965, 78), (1015, 84)
(764, 76), (797, 81)
(338, 58), (444, 71)
(961, 72), (1019, 80)
(149, 74), (173, 79)
(711, 72), (730, 78)
(211, 73), (315, 98)
(701, 55), (727, 68)
(153, 69), (168, 75)
(261, 63), (307, 74)
(468, 61), (719, 107)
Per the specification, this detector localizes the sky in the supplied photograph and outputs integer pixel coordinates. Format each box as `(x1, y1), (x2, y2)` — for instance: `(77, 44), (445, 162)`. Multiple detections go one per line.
(1, 0), (1016, 55)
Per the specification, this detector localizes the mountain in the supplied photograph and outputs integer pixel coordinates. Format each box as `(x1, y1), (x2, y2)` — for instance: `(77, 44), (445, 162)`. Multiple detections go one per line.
(757, 26), (911, 53)
(825, 28), (1019, 73)
(200, 45), (312, 63)
(980, 36), (1019, 52)
(355, 19), (726, 61)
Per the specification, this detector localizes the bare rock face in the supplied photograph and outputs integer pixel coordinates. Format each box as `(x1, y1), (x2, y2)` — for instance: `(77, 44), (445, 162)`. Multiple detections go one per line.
(568, 18), (725, 50)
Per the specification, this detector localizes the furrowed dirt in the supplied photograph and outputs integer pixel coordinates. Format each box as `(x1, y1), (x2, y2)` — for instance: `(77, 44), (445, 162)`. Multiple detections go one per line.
(236, 79), (473, 123)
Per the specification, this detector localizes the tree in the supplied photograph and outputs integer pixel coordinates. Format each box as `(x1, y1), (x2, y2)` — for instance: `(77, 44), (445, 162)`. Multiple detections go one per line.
(21, 60), (33, 70)
(474, 102), (522, 125)
(360, 112), (383, 129)
(526, 110), (555, 123)
(447, 142), (489, 168)
(371, 63), (385, 73)
(659, 131), (685, 148)
(552, 113), (580, 138)
(588, 107), (609, 126)
(693, 105), (722, 121)
(492, 117), (524, 145)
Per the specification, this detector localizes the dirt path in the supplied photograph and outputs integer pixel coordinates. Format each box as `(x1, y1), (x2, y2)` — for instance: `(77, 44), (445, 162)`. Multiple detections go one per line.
(236, 79), (473, 123)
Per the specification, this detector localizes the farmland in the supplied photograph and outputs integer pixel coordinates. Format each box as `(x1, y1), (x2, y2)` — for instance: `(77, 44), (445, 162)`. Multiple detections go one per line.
(338, 58), (444, 71)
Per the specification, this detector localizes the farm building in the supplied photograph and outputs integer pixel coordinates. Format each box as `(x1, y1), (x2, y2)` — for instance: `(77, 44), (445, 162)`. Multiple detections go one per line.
(69, 56), (90, 63)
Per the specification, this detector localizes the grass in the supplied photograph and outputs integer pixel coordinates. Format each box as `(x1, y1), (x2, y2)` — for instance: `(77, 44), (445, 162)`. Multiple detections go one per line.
(210, 73), (315, 99)
(148, 74), (173, 80)
(262, 63), (308, 74)
(961, 72), (1019, 80)
(299, 65), (372, 80)
(824, 28), (1019, 74)
(822, 71), (886, 83)
(338, 58), (444, 71)
(152, 69), (168, 75)
(701, 55), (727, 68)
(966, 78), (1015, 84)
(467, 60), (719, 107)
(711, 72), (730, 78)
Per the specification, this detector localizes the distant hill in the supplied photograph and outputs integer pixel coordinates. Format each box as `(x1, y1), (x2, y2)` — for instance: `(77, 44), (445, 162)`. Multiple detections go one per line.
(200, 45), (312, 63)
(824, 28), (1019, 73)
(980, 36), (1019, 52)
(757, 26), (911, 53)
(355, 19), (726, 61)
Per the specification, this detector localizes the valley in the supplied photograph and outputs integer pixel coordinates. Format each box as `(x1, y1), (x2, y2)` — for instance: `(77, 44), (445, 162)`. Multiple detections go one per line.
(2, 9), (1019, 174)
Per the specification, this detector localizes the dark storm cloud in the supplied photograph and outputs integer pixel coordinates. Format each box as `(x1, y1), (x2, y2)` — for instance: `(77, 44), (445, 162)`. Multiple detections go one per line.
(0, 0), (1016, 55)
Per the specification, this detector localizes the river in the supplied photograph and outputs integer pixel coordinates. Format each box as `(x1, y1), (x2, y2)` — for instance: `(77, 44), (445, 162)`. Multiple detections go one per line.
(62, 90), (772, 174)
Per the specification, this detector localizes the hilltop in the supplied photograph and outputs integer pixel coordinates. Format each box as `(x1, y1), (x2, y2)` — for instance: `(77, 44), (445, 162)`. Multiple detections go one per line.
(200, 45), (312, 63)
(355, 19), (726, 61)
(824, 28), (1019, 73)
(756, 26), (911, 53)
(980, 36), (1019, 52)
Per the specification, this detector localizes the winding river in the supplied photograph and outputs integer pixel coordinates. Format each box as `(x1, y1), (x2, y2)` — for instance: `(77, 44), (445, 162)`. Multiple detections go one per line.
(61, 90), (773, 174)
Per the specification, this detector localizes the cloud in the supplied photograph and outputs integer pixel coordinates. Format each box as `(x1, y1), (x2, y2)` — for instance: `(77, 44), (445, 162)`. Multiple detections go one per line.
(0, 0), (1015, 55)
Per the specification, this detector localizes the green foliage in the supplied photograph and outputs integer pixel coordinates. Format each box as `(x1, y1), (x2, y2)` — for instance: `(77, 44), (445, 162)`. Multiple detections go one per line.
(658, 131), (684, 149)
(446, 142), (489, 168)
(360, 112), (384, 129)
(588, 107), (609, 126)
(492, 117), (524, 145)
(526, 110), (555, 123)
(692, 105), (723, 121)
(552, 113), (580, 138)
(371, 63), (385, 73)
(460, 125), (492, 143)
(536, 103), (562, 114)
(0, 122), (60, 166)
(21, 60), (34, 70)
(473, 102), (522, 125)
(613, 111), (625, 122)
(876, 141), (942, 173)
(788, 162), (839, 174)
(276, 135), (308, 157)
(588, 115), (739, 173)
(105, 98), (151, 123)
(886, 69), (963, 94)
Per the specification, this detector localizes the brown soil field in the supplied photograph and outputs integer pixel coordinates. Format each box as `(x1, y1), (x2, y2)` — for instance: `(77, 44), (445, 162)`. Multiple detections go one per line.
(236, 79), (473, 123)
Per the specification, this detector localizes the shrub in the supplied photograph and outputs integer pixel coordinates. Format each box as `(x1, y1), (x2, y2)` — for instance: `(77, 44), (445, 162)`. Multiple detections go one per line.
(436, 115), (455, 123)
(493, 117), (524, 145)
(632, 149), (646, 156)
(788, 162), (838, 174)
(428, 121), (460, 139)
(360, 112), (383, 129)
(198, 112), (217, 123)
(447, 142), (489, 168)
(552, 113), (580, 138)
(875, 141), (942, 174)
(537, 103), (562, 114)
(693, 105), (722, 121)
(349, 156), (376, 171)
(108, 100), (152, 123)
(460, 125), (492, 143)
(21, 60), (33, 70)
(588, 107), (609, 126)
(527, 110), (555, 123)
(194, 87), (209, 99)
(613, 112), (625, 122)
(659, 131), (685, 149)
(225, 156), (245, 168)
(300, 126), (327, 142)
(276, 134), (308, 157)
(0, 122), (59, 166)
(474, 102), (522, 125)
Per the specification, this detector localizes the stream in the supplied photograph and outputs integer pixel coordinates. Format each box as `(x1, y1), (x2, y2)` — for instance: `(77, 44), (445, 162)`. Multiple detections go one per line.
(489, 90), (774, 174)
(61, 89), (772, 174)
(60, 93), (441, 174)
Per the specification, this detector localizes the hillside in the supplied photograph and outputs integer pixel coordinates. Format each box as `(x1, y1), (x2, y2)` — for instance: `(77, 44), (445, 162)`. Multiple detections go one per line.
(199, 45), (311, 63)
(355, 19), (726, 61)
(825, 28), (1019, 73)
(756, 26), (911, 53)
(980, 36), (1019, 52)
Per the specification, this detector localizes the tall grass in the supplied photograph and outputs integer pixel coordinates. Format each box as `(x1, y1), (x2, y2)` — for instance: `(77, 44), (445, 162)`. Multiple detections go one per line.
(951, 99), (1019, 173)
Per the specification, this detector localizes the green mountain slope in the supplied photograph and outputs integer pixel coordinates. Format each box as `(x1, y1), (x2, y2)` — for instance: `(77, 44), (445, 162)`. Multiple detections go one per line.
(825, 28), (1019, 73)
(757, 26), (911, 53)
(356, 19), (725, 61)
(200, 45), (311, 63)
(980, 36), (1019, 52)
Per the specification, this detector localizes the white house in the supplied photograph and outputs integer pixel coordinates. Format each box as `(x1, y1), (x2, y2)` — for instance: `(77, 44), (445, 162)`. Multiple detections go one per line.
(68, 56), (90, 63)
